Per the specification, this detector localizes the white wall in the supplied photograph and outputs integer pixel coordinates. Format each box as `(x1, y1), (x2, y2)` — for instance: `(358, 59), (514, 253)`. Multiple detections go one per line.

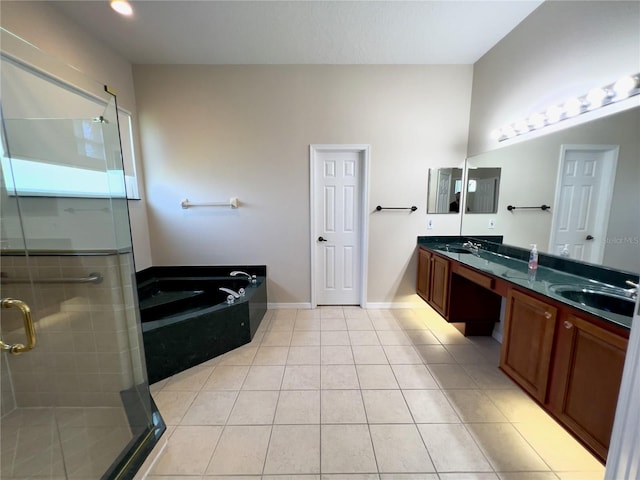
(468, 1), (640, 156)
(133, 65), (472, 305)
(0, 1), (153, 270)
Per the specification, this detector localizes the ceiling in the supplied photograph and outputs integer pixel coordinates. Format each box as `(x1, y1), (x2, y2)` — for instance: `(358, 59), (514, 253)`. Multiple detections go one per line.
(51, 0), (544, 65)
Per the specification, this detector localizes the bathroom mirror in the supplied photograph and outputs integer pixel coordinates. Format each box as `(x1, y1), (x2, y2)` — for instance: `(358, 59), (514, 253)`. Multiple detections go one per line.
(427, 167), (463, 213)
(464, 167), (501, 214)
(461, 106), (640, 274)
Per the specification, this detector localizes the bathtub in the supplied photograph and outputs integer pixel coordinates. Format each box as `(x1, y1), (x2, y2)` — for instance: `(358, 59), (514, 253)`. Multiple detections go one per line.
(136, 266), (267, 383)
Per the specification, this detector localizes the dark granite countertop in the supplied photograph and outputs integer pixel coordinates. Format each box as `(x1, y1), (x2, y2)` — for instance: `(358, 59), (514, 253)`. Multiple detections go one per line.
(418, 236), (637, 330)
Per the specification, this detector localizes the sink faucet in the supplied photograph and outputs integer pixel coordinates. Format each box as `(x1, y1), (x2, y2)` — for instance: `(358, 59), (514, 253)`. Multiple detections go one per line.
(462, 241), (481, 255)
(230, 271), (257, 283)
(624, 280), (639, 301)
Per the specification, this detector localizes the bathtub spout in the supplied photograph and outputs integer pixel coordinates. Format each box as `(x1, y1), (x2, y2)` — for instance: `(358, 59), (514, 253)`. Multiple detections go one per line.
(230, 271), (257, 284)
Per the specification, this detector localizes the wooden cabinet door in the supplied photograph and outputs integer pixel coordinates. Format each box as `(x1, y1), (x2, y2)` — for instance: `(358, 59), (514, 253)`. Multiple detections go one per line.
(416, 248), (431, 301)
(429, 254), (450, 317)
(500, 289), (557, 403)
(550, 314), (627, 461)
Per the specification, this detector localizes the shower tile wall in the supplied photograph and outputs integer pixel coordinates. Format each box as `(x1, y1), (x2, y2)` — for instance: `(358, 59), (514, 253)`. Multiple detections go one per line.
(0, 351), (15, 415)
(0, 252), (143, 409)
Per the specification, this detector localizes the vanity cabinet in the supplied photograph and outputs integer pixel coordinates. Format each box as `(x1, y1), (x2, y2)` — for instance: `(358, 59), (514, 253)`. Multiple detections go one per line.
(416, 246), (501, 334)
(416, 247), (431, 300)
(547, 313), (628, 461)
(500, 288), (558, 403)
(501, 287), (628, 462)
(416, 244), (630, 462)
(416, 247), (449, 317)
(430, 255), (450, 316)
(448, 263), (502, 335)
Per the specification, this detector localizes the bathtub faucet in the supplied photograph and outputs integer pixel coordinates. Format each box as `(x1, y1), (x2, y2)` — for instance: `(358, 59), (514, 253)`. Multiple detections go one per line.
(219, 287), (245, 304)
(230, 271), (257, 284)
(219, 287), (245, 298)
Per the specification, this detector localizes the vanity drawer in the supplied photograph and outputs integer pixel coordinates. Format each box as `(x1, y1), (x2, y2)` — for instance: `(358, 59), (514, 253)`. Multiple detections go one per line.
(454, 264), (494, 290)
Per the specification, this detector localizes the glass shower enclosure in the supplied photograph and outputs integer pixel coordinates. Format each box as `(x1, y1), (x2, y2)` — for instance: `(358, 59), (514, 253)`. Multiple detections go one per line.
(0, 30), (164, 479)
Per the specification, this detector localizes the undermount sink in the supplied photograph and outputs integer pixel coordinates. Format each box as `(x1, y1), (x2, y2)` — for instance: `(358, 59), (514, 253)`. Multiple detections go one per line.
(549, 284), (635, 317)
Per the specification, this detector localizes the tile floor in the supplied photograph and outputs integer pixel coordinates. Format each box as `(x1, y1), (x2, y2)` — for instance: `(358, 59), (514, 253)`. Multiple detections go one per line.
(144, 306), (605, 480)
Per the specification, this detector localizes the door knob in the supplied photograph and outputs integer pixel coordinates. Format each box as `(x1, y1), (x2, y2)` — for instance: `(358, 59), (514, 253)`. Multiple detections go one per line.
(0, 298), (37, 355)
(586, 235), (594, 240)
(318, 236), (328, 242)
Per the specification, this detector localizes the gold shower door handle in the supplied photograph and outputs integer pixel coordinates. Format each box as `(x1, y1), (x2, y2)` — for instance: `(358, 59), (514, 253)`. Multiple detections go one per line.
(1, 298), (37, 355)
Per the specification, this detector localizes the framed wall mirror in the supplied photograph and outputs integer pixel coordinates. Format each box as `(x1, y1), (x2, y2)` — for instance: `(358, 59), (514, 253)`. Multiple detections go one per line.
(460, 106), (640, 274)
(427, 167), (463, 213)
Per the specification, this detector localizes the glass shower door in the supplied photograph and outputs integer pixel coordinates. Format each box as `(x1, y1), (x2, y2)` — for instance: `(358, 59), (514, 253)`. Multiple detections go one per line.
(1, 31), (163, 480)
(0, 169), (52, 477)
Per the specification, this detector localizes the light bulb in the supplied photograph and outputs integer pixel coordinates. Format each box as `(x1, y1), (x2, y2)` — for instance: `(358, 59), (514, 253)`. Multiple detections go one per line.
(564, 97), (583, 117)
(514, 119), (530, 134)
(501, 126), (516, 139)
(586, 87), (608, 109)
(528, 113), (546, 129)
(110, 0), (133, 16)
(490, 129), (502, 140)
(613, 76), (638, 100)
(545, 105), (564, 124)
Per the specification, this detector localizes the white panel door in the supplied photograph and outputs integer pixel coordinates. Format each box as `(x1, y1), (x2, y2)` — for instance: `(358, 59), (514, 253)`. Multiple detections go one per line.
(550, 146), (618, 263)
(314, 149), (361, 305)
(436, 169), (451, 213)
(473, 177), (499, 213)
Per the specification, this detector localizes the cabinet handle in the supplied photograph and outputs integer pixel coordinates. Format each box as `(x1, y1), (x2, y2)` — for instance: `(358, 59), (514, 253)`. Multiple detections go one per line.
(564, 321), (573, 329)
(544, 311), (552, 319)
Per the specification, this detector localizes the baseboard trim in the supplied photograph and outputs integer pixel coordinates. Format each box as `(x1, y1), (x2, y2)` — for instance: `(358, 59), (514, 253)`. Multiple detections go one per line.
(267, 302), (426, 310)
(268, 302), (313, 309)
(365, 302), (427, 309)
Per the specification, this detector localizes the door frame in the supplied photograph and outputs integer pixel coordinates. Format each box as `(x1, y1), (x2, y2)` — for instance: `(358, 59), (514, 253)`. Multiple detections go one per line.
(310, 144), (370, 308)
(548, 144), (619, 263)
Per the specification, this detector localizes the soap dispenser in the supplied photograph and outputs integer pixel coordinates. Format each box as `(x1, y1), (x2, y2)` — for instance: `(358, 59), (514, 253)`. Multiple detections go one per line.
(528, 244), (538, 283)
(560, 244), (570, 258)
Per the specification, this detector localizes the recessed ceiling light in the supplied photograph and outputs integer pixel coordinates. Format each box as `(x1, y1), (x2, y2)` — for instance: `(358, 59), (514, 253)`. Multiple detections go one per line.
(110, 0), (133, 16)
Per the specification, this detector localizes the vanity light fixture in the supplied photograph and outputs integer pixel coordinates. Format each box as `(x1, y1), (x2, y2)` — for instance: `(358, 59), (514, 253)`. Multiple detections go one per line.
(492, 73), (640, 142)
(110, 0), (133, 16)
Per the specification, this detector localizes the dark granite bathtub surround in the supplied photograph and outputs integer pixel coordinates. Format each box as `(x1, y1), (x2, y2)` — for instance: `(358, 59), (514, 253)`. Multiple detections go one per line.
(136, 265), (267, 383)
(135, 265), (267, 284)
